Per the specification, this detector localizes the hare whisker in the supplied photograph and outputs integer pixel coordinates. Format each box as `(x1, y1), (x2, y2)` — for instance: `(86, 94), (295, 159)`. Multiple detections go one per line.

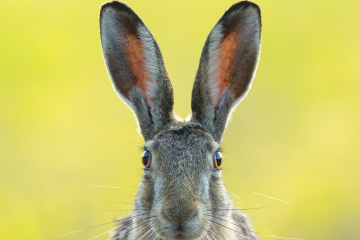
(200, 229), (209, 240)
(206, 213), (260, 236)
(111, 189), (136, 197)
(203, 227), (215, 240)
(87, 226), (118, 240)
(212, 227), (224, 240)
(90, 184), (140, 189)
(90, 186), (137, 197)
(127, 219), (152, 233)
(60, 229), (85, 237)
(152, 231), (161, 240)
(108, 211), (153, 227)
(129, 220), (150, 240)
(60, 220), (121, 237)
(224, 184), (288, 204)
(206, 205), (279, 211)
(90, 185), (137, 197)
(197, 231), (206, 240)
(215, 214), (266, 238)
(137, 227), (153, 240)
(114, 216), (153, 237)
(209, 219), (254, 240)
(124, 216), (152, 229)
(136, 225), (156, 240)
(201, 225), (214, 240)
(208, 224), (221, 240)
(261, 230), (303, 240)
(127, 211), (154, 219)
(87, 201), (134, 204)
(205, 214), (244, 232)
(144, 229), (156, 240)
(101, 209), (152, 215)
(230, 220), (303, 240)
(206, 230), (216, 240)
(128, 225), (149, 240)
(206, 229), (215, 240)
(117, 112), (138, 129)
(215, 225), (228, 240)
(83, 220), (118, 230)
(207, 233), (215, 240)
(114, 219), (152, 240)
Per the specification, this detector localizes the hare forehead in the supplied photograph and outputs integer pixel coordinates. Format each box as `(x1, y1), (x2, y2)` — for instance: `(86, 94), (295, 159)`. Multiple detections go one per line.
(155, 130), (213, 155)
(150, 128), (217, 173)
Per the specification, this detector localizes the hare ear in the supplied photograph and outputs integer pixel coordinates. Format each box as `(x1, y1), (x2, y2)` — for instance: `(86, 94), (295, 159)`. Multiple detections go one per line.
(100, 2), (174, 140)
(191, 1), (261, 142)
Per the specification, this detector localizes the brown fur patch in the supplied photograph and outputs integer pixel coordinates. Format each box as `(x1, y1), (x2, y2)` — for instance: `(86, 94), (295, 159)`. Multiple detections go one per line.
(214, 31), (237, 105)
(123, 33), (153, 104)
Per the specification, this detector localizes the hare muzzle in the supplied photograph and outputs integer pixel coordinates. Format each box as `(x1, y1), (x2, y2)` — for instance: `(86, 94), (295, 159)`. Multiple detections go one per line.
(163, 198), (197, 226)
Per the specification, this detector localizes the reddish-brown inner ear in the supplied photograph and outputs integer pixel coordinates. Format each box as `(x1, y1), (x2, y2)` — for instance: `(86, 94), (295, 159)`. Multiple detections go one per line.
(122, 33), (153, 104)
(214, 31), (238, 105)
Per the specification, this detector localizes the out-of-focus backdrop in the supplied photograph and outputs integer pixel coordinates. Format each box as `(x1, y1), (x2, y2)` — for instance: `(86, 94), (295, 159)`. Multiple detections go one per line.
(1, 0), (359, 239)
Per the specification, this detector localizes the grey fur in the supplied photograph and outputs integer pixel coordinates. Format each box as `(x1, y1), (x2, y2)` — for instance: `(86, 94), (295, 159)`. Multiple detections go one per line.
(100, 1), (261, 239)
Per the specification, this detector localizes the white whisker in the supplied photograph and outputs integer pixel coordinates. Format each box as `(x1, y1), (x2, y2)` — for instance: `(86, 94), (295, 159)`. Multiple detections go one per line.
(263, 230), (302, 240)
(251, 192), (288, 203)
(60, 229), (84, 236)
(87, 226), (118, 240)
(90, 185), (120, 189)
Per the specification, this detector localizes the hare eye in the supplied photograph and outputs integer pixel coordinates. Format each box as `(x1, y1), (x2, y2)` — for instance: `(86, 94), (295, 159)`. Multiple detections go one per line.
(142, 151), (151, 168)
(214, 152), (223, 169)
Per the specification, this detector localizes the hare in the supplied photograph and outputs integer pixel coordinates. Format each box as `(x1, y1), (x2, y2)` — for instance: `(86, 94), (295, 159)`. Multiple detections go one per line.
(100, 1), (261, 239)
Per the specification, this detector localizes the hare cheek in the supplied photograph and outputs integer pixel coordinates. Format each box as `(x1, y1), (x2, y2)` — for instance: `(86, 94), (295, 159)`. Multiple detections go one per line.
(153, 177), (166, 202)
(198, 174), (211, 203)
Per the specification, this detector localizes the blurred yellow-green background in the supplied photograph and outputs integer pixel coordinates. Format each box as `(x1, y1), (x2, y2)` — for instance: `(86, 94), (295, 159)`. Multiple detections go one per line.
(1, 0), (360, 239)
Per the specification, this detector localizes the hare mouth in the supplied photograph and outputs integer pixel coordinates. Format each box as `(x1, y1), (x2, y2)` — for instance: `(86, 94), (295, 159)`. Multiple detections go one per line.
(173, 225), (192, 236)
(161, 221), (203, 240)
(169, 232), (198, 240)
(173, 233), (187, 239)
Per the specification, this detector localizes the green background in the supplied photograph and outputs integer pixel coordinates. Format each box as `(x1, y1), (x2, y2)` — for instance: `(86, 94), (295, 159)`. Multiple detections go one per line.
(1, 0), (359, 239)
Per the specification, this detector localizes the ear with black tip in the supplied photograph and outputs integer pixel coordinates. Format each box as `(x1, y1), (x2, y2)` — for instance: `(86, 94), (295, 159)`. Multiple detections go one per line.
(100, 1), (174, 140)
(191, 1), (262, 142)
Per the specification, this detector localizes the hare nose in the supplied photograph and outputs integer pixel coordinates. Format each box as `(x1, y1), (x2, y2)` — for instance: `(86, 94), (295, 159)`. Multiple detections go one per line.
(163, 198), (197, 226)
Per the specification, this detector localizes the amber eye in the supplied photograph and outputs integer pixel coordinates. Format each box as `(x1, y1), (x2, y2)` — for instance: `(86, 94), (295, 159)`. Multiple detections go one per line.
(214, 152), (223, 169)
(142, 151), (151, 168)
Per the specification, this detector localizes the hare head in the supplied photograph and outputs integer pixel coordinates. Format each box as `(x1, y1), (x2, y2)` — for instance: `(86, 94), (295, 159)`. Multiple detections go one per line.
(100, 1), (261, 239)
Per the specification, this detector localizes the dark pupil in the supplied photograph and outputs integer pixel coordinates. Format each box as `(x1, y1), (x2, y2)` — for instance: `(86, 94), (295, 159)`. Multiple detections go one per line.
(142, 151), (150, 167)
(215, 152), (222, 167)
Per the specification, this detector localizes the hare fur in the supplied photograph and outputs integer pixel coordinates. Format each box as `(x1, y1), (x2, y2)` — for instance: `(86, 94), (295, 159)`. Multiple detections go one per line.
(100, 1), (261, 239)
